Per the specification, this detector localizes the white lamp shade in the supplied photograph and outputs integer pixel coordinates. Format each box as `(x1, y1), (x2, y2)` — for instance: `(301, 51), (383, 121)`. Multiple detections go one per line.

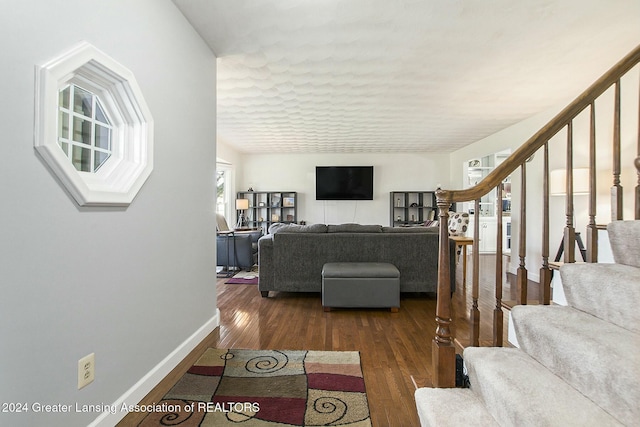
(236, 198), (249, 210)
(550, 168), (590, 196)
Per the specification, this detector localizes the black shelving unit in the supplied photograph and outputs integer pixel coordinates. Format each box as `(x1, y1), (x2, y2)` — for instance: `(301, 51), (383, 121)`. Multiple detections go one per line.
(236, 191), (297, 231)
(390, 191), (437, 227)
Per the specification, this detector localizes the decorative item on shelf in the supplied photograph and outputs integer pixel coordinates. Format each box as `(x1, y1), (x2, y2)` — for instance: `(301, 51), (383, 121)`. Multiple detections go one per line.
(271, 195), (281, 207)
(410, 202), (418, 207)
(283, 197), (295, 207)
(271, 213), (279, 222)
(235, 198), (249, 228)
(258, 202), (265, 207)
(468, 159), (480, 167)
(258, 217), (264, 222)
(411, 214), (415, 221)
(397, 215), (401, 221)
(247, 187), (254, 192)
(396, 198), (401, 207)
(286, 214), (294, 221)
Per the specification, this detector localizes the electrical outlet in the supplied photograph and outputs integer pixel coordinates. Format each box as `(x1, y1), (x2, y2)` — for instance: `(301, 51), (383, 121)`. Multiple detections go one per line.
(78, 353), (95, 389)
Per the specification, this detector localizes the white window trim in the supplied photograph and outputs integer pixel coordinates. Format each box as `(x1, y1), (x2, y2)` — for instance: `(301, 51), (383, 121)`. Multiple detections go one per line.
(35, 41), (154, 207)
(216, 161), (235, 223)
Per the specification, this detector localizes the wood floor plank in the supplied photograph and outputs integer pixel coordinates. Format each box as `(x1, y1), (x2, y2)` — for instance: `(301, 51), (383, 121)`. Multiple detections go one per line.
(118, 254), (512, 426)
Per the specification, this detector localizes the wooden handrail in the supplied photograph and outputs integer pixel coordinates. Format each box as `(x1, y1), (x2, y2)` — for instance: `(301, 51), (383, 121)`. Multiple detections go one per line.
(432, 44), (640, 388)
(435, 44), (640, 206)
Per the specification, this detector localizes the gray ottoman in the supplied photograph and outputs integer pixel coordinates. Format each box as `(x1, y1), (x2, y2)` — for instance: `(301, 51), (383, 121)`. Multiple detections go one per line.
(322, 262), (400, 312)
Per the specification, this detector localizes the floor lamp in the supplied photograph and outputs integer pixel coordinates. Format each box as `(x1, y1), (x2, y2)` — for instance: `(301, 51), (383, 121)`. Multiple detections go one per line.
(550, 168), (589, 262)
(236, 198), (249, 229)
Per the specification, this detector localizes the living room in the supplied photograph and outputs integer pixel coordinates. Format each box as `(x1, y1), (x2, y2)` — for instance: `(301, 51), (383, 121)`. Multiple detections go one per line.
(1, 1), (638, 426)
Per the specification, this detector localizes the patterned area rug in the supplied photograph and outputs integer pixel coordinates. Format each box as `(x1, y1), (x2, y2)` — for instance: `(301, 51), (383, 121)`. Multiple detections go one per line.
(138, 349), (371, 426)
(225, 270), (258, 284)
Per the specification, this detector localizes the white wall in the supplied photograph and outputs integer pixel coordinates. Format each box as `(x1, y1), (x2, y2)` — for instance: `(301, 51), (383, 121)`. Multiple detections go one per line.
(238, 152), (451, 225)
(0, 1), (217, 426)
(217, 137), (244, 168)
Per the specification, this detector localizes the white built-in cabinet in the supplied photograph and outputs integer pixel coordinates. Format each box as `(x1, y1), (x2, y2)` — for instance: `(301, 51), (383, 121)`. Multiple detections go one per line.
(467, 216), (512, 253)
(464, 150), (512, 254)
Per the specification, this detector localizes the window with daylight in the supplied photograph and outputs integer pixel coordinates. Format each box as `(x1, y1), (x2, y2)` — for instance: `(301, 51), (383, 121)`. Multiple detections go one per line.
(35, 42), (154, 207)
(216, 162), (234, 222)
(58, 85), (113, 173)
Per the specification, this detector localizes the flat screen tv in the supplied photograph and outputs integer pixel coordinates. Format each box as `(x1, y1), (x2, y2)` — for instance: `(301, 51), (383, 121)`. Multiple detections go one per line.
(316, 166), (374, 200)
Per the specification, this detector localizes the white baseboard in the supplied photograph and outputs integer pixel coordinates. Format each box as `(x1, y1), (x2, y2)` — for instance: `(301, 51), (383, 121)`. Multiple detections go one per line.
(507, 264), (540, 283)
(89, 309), (220, 427)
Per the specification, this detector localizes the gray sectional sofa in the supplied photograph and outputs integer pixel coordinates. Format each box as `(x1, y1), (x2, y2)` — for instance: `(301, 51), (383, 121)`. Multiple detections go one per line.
(257, 223), (456, 297)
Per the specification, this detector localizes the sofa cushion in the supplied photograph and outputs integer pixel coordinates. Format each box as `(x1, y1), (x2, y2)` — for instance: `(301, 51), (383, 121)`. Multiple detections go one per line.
(382, 226), (438, 233)
(327, 223), (383, 233)
(269, 223), (328, 234)
(448, 212), (469, 236)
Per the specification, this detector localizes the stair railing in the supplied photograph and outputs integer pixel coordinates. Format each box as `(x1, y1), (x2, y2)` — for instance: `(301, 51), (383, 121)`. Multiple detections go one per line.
(432, 44), (640, 387)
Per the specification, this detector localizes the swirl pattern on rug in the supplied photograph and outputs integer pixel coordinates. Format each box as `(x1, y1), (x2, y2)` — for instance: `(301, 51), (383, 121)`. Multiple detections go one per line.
(138, 348), (371, 426)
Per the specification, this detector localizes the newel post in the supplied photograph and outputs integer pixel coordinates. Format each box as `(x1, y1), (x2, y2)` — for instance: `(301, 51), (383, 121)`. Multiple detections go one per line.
(432, 190), (455, 388)
(635, 156), (640, 219)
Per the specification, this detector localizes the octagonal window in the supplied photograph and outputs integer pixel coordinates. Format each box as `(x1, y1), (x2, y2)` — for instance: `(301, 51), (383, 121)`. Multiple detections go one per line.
(35, 42), (154, 207)
(58, 84), (112, 172)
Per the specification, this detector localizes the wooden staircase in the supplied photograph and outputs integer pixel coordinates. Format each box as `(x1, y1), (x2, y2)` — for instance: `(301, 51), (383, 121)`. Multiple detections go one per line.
(430, 43), (640, 389)
(416, 221), (640, 426)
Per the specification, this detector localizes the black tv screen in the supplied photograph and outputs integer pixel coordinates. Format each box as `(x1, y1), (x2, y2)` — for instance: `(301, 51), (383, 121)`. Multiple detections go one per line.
(316, 166), (374, 200)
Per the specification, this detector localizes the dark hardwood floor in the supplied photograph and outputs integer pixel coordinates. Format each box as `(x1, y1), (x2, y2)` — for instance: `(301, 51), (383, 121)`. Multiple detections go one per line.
(118, 253), (524, 426)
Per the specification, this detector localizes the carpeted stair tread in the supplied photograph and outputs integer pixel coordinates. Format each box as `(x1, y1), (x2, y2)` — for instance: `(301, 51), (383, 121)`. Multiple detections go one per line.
(559, 263), (640, 333)
(414, 388), (499, 427)
(511, 305), (640, 426)
(464, 347), (622, 426)
(607, 220), (640, 268)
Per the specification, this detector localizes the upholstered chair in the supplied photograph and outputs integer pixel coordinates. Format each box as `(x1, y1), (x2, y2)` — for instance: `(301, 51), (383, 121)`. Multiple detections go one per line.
(216, 213), (261, 271)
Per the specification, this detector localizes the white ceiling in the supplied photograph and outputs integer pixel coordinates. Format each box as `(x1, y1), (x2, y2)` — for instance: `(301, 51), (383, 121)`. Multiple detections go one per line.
(173, 0), (640, 154)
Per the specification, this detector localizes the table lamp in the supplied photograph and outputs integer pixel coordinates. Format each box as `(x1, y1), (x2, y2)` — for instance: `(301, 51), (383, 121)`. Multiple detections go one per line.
(236, 198), (249, 228)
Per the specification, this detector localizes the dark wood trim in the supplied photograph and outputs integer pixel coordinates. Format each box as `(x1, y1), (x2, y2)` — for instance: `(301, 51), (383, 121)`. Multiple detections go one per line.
(470, 199), (480, 347)
(636, 156), (640, 219)
(611, 79), (624, 220)
(563, 121), (576, 263)
(494, 186), (504, 345)
(587, 102), (599, 262)
(539, 142), (551, 304)
(516, 163), (528, 305)
(432, 200), (455, 388)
